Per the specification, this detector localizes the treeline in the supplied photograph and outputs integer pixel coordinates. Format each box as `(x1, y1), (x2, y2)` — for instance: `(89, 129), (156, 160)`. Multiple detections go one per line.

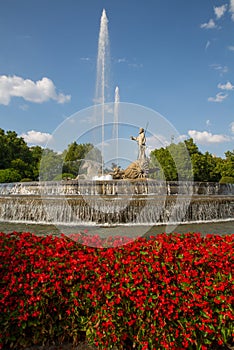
(0, 128), (102, 183)
(0, 128), (233, 183)
(150, 138), (234, 183)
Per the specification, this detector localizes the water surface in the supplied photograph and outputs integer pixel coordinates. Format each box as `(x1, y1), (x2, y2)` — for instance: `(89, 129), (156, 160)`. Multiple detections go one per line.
(0, 220), (233, 237)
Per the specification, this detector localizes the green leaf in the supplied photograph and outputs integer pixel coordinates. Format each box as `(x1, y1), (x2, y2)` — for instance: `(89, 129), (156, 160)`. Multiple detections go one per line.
(106, 292), (114, 299)
(140, 251), (148, 255)
(221, 328), (227, 343)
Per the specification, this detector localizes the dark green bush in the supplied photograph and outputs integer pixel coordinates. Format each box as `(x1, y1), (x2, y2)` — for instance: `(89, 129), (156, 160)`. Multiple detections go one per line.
(0, 168), (21, 183)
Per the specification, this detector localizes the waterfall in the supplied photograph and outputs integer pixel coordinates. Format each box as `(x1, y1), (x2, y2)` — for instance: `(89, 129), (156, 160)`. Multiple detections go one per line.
(0, 193), (232, 225)
(0, 181), (233, 225)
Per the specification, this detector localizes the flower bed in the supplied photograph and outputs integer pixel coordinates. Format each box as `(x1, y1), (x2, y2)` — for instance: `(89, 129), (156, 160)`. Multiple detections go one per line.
(0, 232), (233, 349)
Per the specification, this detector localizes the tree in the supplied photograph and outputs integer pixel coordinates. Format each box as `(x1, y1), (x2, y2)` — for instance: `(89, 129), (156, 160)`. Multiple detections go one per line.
(150, 147), (177, 181)
(150, 141), (193, 181)
(191, 152), (222, 182)
(221, 150), (234, 177)
(0, 129), (9, 169)
(184, 138), (200, 156)
(5, 130), (31, 165)
(0, 129), (40, 181)
(0, 169), (21, 183)
(29, 146), (43, 180)
(11, 159), (30, 179)
(218, 150), (234, 183)
(39, 149), (64, 181)
(209, 156), (224, 182)
(63, 142), (102, 177)
(167, 142), (193, 180)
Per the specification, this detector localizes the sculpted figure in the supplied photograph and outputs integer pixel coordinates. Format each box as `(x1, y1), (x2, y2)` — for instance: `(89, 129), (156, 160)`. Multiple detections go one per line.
(131, 127), (146, 161)
(123, 159), (149, 179)
(78, 160), (101, 180)
(109, 167), (125, 179)
(107, 127), (150, 179)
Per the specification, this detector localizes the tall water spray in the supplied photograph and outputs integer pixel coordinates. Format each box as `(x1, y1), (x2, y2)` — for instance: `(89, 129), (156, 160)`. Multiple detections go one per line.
(95, 9), (110, 175)
(113, 86), (120, 166)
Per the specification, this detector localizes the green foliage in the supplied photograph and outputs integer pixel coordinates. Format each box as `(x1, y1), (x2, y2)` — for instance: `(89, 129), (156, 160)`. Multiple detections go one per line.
(191, 152), (222, 182)
(39, 149), (64, 181)
(0, 128), (232, 184)
(219, 176), (234, 184)
(2, 130), (31, 166)
(150, 141), (193, 181)
(29, 146), (43, 180)
(39, 143), (101, 181)
(0, 129), (43, 182)
(0, 129), (103, 182)
(221, 150), (234, 177)
(53, 173), (76, 181)
(11, 158), (30, 179)
(150, 147), (177, 180)
(184, 138), (200, 156)
(167, 142), (193, 180)
(0, 168), (21, 183)
(150, 138), (232, 182)
(62, 142), (102, 177)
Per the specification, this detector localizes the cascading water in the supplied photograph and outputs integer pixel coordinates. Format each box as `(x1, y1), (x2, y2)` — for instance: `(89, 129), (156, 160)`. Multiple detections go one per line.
(0, 181), (233, 225)
(95, 9), (110, 175)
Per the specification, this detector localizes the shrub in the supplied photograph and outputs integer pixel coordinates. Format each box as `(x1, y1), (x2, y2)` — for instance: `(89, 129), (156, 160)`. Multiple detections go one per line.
(0, 168), (21, 183)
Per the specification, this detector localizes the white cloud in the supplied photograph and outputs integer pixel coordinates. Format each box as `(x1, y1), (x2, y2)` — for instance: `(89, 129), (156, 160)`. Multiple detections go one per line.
(230, 122), (234, 134)
(231, 0), (234, 11)
(210, 64), (228, 75)
(21, 130), (53, 145)
(230, 0), (234, 21)
(188, 130), (230, 144)
(0, 75), (71, 105)
(117, 58), (127, 63)
(208, 92), (228, 102)
(228, 45), (234, 51)
(200, 19), (216, 29)
(176, 134), (188, 142)
(205, 40), (211, 50)
(206, 119), (211, 127)
(146, 135), (171, 154)
(214, 4), (228, 19)
(218, 81), (234, 90)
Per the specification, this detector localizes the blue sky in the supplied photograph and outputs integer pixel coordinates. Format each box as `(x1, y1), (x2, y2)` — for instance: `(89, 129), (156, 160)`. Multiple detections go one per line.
(0, 0), (234, 158)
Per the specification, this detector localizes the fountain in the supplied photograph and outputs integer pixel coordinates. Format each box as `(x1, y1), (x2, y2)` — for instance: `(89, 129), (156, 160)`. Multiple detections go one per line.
(113, 86), (120, 166)
(0, 180), (233, 225)
(0, 9), (233, 228)
(95, 9), (110, 176)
